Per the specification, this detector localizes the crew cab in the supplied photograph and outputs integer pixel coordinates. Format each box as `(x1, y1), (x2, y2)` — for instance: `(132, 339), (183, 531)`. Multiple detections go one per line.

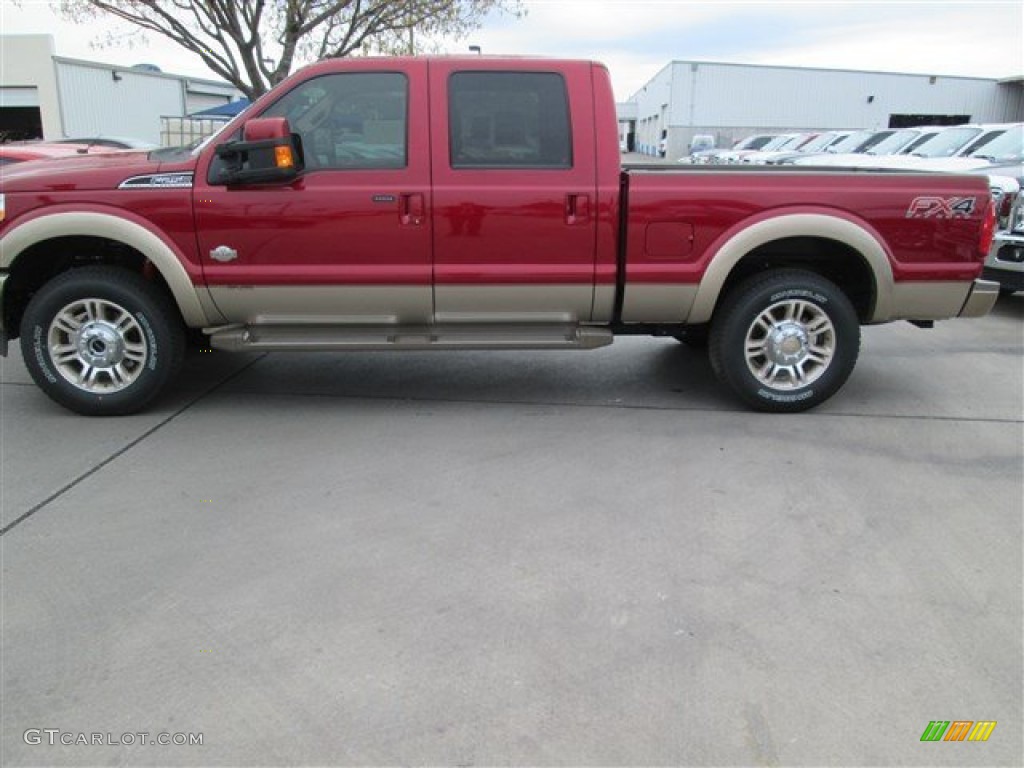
(0, 57), (1000, 416)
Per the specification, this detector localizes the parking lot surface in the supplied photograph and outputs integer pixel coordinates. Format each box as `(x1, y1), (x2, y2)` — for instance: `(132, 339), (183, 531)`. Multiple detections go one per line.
(2, 296), (1022, 766)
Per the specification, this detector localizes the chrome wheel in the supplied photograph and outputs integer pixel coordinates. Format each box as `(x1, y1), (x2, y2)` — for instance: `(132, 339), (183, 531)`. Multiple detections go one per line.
(743, 299), (835, 390)
(47, 298), (149, 393)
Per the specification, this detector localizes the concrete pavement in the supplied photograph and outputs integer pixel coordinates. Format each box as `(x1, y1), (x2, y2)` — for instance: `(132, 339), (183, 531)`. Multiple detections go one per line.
(2, 295), (1021, 765)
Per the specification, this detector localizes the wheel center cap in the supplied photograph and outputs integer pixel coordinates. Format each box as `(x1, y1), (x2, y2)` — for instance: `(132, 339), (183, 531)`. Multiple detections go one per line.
(767, 323), (809, 364)
(76, 322), (124, 367)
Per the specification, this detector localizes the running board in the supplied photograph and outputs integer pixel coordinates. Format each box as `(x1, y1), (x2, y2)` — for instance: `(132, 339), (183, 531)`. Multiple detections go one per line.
(206, 324), (614, 352)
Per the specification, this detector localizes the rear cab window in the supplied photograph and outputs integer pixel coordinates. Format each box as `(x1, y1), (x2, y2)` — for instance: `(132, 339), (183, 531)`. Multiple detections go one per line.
(447, 72), (573, 169)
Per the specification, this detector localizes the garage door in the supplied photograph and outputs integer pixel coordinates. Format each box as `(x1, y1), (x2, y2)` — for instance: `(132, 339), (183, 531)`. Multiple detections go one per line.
(0, 87), (40, 108)
(0, 88), (43, 141)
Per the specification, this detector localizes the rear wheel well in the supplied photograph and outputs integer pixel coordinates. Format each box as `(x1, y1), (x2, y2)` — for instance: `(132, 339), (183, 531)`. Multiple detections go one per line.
(3, 236), (177, 340)
(718, 236), (876, 322)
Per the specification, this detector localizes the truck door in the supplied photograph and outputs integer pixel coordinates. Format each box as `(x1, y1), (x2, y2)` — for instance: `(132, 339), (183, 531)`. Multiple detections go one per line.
(193, 60), (432, 326)
(428, 61), (599, 323)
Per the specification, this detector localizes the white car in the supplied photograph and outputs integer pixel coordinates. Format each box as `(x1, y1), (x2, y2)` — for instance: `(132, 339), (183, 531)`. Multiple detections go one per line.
(682, 133), (776, 164)
(763, 130), (854, 165)
(887, 124), (1023, 173)
(741, 132), (820, 164)
(715, 132), (800, 164)
(838, 124), (1019, 171)
(790, 127), (943, 167)
(982, 173), (1024, 295)
(792, 125), (1017, 169)
(784, 129), (895, 165)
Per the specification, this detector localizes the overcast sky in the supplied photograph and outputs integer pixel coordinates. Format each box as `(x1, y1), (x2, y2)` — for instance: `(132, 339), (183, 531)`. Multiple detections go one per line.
(3, 1), (1022, 100)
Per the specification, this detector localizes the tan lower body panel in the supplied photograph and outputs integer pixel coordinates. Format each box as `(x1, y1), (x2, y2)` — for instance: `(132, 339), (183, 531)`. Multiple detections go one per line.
(207, 285), (433, 325)
(207, 285), (602, 326)
(593, 284), (616, 323)
(621, 284), (698, 323)
(886, 282), (972, 321)
(433, 284), (594, 323)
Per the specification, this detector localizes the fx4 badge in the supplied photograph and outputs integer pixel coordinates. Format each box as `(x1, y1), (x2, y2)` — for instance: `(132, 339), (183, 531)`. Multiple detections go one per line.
(906, 196), (977, 219)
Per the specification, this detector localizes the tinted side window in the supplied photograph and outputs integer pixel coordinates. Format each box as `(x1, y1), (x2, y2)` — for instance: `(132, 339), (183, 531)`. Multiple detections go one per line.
(263, 72), (407, 170)
(449, 72), (572, 169)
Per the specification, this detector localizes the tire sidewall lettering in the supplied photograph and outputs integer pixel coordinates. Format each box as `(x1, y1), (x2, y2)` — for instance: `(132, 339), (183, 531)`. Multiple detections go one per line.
(770, 289), (827, 305)
(135, 312), (159, 371)
(31, 325), (58, 384)
(757, 387), (815, 403)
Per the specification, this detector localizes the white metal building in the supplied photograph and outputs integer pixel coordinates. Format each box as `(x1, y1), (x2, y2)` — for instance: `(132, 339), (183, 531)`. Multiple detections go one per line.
(0, 34), (241, 145)
(625, 60), (1024, 159)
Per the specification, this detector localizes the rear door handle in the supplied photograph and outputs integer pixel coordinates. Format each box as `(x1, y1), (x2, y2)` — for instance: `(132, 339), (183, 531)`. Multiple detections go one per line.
(401, 193), (425, 226)
(565, 193), (590, 225)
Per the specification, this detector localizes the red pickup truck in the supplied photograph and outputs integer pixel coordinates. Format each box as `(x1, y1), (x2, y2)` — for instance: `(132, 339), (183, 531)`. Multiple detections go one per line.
(0, 57), (999, 416)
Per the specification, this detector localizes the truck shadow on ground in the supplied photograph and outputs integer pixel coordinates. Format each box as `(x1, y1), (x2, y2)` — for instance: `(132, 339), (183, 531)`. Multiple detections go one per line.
(186, 339), (730, 411)
(992, 291), (1023, 320)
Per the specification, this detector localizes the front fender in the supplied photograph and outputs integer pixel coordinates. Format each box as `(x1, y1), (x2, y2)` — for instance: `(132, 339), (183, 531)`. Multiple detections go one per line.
(0, 209), (213, 328)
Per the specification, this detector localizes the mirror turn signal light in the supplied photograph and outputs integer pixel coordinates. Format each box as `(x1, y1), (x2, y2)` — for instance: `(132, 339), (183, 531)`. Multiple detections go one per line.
(275, 146), (295, 169)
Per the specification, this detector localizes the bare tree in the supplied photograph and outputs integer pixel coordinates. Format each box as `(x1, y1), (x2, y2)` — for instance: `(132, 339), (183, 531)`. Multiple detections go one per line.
(59, 1), (523, 100)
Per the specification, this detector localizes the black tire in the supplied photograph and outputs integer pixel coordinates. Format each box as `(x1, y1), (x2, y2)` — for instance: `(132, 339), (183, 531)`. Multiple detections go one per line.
(20, 266), (185, 415)
(709, 269), (860, 413)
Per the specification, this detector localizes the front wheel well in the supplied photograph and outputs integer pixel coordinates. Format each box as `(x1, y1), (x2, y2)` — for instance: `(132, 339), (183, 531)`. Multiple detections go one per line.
(3, 236), (176, 340)
(717, 236), (876, 322)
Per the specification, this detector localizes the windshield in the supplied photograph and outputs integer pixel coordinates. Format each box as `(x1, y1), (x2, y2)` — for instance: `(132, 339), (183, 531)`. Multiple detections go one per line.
(854, 130), (896, 153)
(735, 134), (774, 150)
(865, 129), (919, 155)
(965, 126), (1022, 160)
(797, 132), (841, 153)
(760, 134), (796, 151)
(827, 130), (873, 153)
(899, 131), (939, 154)
(911, 126), (980, 157)
(772, 135), (803, 151)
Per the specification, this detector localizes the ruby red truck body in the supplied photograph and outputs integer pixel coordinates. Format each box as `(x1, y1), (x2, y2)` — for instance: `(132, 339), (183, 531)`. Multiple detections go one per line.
(0, 57), (999, 415)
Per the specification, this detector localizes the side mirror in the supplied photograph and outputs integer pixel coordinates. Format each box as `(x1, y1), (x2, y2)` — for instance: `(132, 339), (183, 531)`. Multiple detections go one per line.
(211, 117), (304, 186)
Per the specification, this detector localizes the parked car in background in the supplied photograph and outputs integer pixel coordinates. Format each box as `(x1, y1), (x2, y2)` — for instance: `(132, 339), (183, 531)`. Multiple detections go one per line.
(0, 141), (121, 166)
(689, 134), (715, 153)
(982, 178), (1024, 295)
(682, 133), (776, 164)
(782, 129), (895, 165)
(788, 127), (946, 167)
(859, 123), (1018, 171)
(763, 130), (853, 164)
(863, 127), (942, 156)
(713, 132), (801, 163)
(900, 124), (1024, 173)
(741, 132), (819, 163)
(53, 136), (158, 150)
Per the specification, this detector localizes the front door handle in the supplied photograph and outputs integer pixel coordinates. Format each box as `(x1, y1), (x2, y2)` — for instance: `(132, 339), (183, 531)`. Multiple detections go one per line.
(565, 194), (590, 225)
(401, 193), (425, 226)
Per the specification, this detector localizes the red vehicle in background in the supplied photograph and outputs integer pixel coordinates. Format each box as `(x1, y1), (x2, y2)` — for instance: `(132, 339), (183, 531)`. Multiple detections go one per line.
(0, 141), (121, 166)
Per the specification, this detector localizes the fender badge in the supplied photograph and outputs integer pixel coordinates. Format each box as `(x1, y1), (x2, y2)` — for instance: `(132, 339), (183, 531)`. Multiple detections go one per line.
(906, 196), (976, 218)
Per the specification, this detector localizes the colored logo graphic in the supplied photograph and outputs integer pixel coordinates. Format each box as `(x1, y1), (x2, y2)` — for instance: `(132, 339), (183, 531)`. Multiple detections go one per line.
(921, 721), (996, 742)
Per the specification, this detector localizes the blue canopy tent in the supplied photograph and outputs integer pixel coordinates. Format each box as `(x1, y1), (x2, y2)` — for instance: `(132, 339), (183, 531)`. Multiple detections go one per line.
(190, 99), (251, 119)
